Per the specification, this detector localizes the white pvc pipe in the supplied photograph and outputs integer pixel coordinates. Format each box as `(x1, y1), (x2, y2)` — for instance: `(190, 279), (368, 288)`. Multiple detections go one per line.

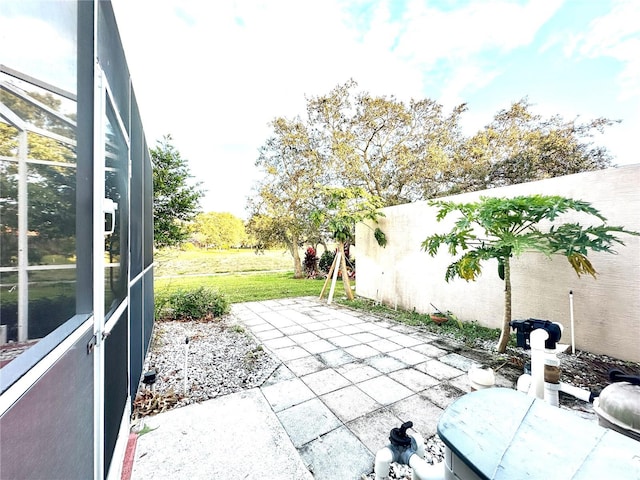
(559, 382), (593, 403)
(544, 382), (560, 407)
(468, 366), (496, 391)
(412, 431), (426, 459)
(543, 353), (560, 408)
(520, 374), (594, 404)
(409, 455), (445, 480)
(374, 447), (393, 480)
(569, 290), (575, 354)
(529, 329), (549, 400)
(517, 373), (531, 393)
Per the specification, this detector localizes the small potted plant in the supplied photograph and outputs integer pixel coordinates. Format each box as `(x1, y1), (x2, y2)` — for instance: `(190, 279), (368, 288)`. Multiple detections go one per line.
(430, 311), (449, 324)
(429, 304), (463, 328)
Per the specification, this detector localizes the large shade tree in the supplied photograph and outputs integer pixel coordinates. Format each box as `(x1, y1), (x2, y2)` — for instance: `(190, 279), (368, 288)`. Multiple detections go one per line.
(443, 99), (617, 195)
(422, 195), (638, 352)
(247, 81), (463, 274)
(247, 82), (621, 285)
(247, 117), (324, 278)
(306, 80), (465, 205)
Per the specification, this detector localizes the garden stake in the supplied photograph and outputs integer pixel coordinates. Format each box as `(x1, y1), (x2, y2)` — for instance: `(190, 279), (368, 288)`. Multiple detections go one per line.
(327, 249), (341, 305)
(569, 290), (575, 354)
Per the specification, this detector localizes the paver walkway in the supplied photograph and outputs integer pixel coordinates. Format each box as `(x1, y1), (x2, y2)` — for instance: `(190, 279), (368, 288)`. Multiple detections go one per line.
(231, 297), (514, 479)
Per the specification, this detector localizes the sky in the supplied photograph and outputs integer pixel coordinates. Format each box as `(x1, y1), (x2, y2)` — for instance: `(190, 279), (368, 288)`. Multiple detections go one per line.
(111, 0), (640, 219)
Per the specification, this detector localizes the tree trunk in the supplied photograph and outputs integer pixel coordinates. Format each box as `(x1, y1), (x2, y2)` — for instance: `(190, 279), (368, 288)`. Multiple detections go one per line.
(288, 237), (303, 278)
(497, 256), (512, 353)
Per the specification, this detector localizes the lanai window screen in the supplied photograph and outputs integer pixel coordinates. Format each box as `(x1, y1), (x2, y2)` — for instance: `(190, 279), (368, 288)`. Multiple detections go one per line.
(0, 67), (78, 351)
(0, 2), (154, 477)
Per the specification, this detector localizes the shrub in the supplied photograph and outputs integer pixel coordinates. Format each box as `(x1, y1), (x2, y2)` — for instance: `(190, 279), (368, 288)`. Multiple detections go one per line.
(161, 286), (230, 321)
(303, 247), (319, 278)
(318, 250), (335, 273)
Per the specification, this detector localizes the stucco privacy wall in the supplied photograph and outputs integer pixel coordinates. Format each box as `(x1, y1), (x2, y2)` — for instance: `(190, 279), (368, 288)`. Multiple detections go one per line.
(355, 164), (640, 362)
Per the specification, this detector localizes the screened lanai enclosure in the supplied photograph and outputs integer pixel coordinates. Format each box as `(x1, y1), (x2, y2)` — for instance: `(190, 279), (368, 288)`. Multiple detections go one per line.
(0, 2), (154, 479)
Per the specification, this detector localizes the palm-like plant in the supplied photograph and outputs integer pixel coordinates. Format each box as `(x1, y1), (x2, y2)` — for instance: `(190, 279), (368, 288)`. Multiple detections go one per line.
(422, 195), (638, 352)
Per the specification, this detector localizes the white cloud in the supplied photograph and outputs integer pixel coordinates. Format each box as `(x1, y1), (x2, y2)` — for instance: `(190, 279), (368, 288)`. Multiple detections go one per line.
(110, 0), (637, 216)
(394, 0), (563, 63)
(573, 0), (640, 99)
(0, 16), (76, 92)
(379, 0), (563, 107)
(439, 62), (501, 107)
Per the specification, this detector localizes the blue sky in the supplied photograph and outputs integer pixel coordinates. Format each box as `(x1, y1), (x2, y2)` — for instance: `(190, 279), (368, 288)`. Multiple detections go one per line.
(111, 0), (639, 218)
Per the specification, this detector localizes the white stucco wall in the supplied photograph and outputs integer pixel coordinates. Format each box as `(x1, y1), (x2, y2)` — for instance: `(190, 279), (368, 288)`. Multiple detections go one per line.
(356, 164), (640, 362)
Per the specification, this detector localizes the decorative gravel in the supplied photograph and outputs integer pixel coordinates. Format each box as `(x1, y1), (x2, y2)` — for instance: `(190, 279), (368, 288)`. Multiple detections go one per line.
(132, 318), (279, 418)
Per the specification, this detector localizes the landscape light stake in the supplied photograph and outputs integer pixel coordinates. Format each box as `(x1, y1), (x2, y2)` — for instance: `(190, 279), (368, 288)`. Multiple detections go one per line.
(184, 336), (189, 395)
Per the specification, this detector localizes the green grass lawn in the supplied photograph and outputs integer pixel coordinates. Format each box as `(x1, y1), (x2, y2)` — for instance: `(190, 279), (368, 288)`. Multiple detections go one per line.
(155, 271), (331, 304)
(152, 247), (500, 345)
(154, 247), (301, 277)
(154, 247), (353, 303)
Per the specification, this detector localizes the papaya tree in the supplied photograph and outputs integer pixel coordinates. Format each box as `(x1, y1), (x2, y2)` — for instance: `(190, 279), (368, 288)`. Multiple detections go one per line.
(312, 186), (387, 300)
(422, 195), (638, 353)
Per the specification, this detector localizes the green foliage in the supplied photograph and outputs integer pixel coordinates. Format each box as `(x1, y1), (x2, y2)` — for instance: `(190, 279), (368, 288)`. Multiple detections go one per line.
(152, 135), (204, 248)
(247, 83), (617, 277)
(190, 211), (247, 249)
(422, 194), (638, 352)
(444, 98), (617, 195)
(422, 195), (635, 281)
(0, 295), (74, 342)
(304, 80), (466, 204)
(247, 117), (323, 277)
(158, 286), (230, 321)
(137, 424), (159, 436)
(245, 214), (287, 251)
(1, 89), (76, 266)
(318, 250), (336, 273)
(374, 228), (387, 247)
(312, 186), (386, 245)
(303, 247), (319, 277)
(336, 297), (501, 345)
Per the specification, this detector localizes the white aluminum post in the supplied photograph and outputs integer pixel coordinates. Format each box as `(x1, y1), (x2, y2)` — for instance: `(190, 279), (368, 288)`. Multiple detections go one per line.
(93, 63), (106, 480)
(17, 128), (28, 341)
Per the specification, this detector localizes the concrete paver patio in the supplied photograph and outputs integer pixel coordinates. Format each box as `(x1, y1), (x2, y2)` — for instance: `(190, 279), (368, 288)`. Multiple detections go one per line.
(235, 297), (503, 479)
(131, 297), (513, 480)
